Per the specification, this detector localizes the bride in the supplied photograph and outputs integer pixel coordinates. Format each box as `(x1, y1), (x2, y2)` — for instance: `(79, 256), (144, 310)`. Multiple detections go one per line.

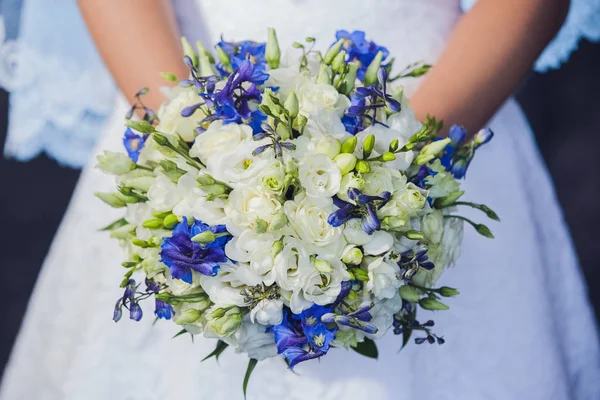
(2, 0), (600, 399)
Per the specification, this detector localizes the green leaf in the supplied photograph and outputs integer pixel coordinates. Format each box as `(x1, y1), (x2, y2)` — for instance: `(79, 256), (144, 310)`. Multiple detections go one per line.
(351, 337), (378, 359)
(100, 218), (129, 231)
(243, 358), (258, 399)
(172, 329), (188, 339)
(202, 340), (229, 362)
(402, 327), (413, 350)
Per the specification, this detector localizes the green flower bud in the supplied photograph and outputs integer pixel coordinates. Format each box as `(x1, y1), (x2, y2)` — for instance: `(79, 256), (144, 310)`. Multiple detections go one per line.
(323, 38), (344, 65)
(94, 192), (126, 208)
(341, 136), (357, 154)
(415, 138), (451, 165)
(419, 298), (450, 311)
(215, 44), (232, 71)
(364, 50), (385, 86)
(148, 236), (162, 247)
(405, 230), (425, 240)
(202, 184), (229, 196)
(163, 214), (179, 229)
(293, 115), (308, 130)
(439, 287), (460, 297)
(268, 213), (288, 231)
(355, 160), (371, 174)
(155, 292), (172, 302)
(392, 85), (404, 103)
(207, 309), (242, 337)
(436, 191), (465, 207)
(109, 224), (136, 239)
(399, 285), (421, 302)
(316, 64), (331, 85)
(160, 72), (178, 82)
(255, 218), (268, 234)
(284, 90), (299, 118)
(314, 137), (342, 159)
(363, 134), (375, 158)
(195, 40), (215, 63)
(196, 174), (216, 186)
(211, 308), (226, 319)
(331, 50), (347, 74)
(132, 239), (149, 248)
(96, 151), (136, 175)
(342, 247), (363, 265)
(181, 37), (198, 68)
(381, 152), (396, 162)
(276, 123), (291, 140)
(191, 230), (217, 243)
(334, 153), (358, 175)
(198, 54), (216, 77)
(314, 259), (333, 274)
(176, 309), (202, 325)
(340, 62), (359, 96)
(389, 139), (399, 153)
(475, 223), (494, 239)
(347, 290), (357, 301)
(271, 240), (284, 258)
(124, 176), (154, 192)
(142, 219), (164, 229)
(266, 27), (281, 69)
(381, 216), (408, 230)
(125, 120), (155, 135)
(353, 268), (369, 282)
(151, 132), (170, 146)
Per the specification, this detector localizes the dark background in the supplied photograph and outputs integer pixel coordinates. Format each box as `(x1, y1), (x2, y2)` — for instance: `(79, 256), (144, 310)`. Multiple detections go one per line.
(0, 40), (599, 379)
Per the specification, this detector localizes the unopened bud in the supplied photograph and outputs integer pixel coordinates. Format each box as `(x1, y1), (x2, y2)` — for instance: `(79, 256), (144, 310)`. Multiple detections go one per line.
(314, 137), (341, 159)
(323, 38), (344, 65)
(352, 268), (369, 282)
(341, 136), (357, 154)
(181, 37), (198, 68)
(381, 152), (396, 162)
(399, 285), (421, 302)
(314, 259), (333, 274)
(271, 240), (284, 258)
(363, 134), (375, 158)
(419, 298), (449, 311)
(142, 219), (164, 229)
(191, 230), (217, 243)
(415, 138), (451, 165)
(95, 192), (126, 208)
(268, 213), (288, 231)
(439, 287), (460, 297)
(163, 214), (179, 229)
(255, 218), (268, 234)
(176, 309), (202, 324)
(126, 120), (156, 135)
(364, 50), (385, 86)
(334, 153), (358, 175)
(332, 50), (347, 74)
(96, 151), (136, 175)
(342, 247), (363, 265)
(265, 27), (281, 69)
(355, 160), (370, 174)
(284, 90), (299, 118)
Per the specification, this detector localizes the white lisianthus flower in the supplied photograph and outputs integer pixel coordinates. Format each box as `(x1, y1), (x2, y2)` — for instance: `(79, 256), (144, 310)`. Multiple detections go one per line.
(234, 320), (278, 361)
(299, 82), (350, 117)
(422, 210), (444, 244)
(304, 109), (352, 142)
(270, 236), (312, 292)
(386, 102), (423, 141)
(362, 231), (394, 256)
(250, 298), (284, 325)
(206, 141), (274, 189)
(189, 121), (253, 164)
(364, 256), (402, 300)
(198, 270), (246, 307)
(226, 185), (283, 235)
(225, 230), (280, 279)
(157, 86), (206, 142)
(378, 183), (428, 222)
(147, 174), (182, 212)
(355, 124), (414, 171)
(301, 258), (351, 307)
(284, 194), (346, 260)
(362, 164), (407, 196)
(424, 162), (461, 199)
(299, 153), (342, 198)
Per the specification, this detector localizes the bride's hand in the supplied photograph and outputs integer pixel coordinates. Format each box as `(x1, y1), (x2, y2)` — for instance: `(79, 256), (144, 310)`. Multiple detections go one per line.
(410, 0), (569, 136)
(78, 0), (189, 111)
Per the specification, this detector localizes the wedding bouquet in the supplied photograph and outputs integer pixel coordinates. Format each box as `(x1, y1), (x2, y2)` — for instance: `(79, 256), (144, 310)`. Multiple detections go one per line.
(96, 29), (496, 393)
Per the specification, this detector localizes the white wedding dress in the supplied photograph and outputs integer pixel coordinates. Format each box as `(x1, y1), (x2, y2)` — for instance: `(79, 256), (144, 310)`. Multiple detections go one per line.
(2, 1), (599, 399)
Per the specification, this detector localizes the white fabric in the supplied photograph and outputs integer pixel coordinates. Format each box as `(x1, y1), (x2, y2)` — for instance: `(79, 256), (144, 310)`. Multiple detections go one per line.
(461, 0), (600, 72)
(1, 1), (599, 399)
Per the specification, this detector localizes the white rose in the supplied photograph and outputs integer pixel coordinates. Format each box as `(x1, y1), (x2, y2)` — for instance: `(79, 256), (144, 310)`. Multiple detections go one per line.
(226, 185), (283, 235)
(364, 256), (401, 300)
(270, 236), (312, 292)
(206, 141), (274, 188)
(157, 86), (206, 142)
(234, 320), (278, 360)
(147, 174), (182, 212)
(258, 161), (287, 195)
(284, 194), (346, 259)
(299, 82), (350, 117)
(189, 121), (253, 164)
(422, 210), (444, 244)
(362, 164), (407, 196)
(225, 230), (279, 279)
(355, 124), (414, 171)
(250, 298), (284, 325)
(378, 183), (428, 223)
(299, 153), (342, 198)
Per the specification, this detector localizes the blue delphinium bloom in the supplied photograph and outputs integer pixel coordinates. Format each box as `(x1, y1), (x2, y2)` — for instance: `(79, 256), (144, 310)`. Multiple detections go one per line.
(335, 30), (389, 81)
(440, 125), (467, 169)
(216, 39), (267, 76)
(439, 125), (494, 179)
(328, 188), (391, 235)
(123, 127), (146, 162)
(273, 306), (338, 369)
(154, 299), (174, 320)
(129, 302), (143, 321)
(160, 217), (230, 283)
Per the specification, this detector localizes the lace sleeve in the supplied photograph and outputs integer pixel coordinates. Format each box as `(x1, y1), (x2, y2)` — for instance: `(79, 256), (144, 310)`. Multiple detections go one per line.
(0, 0), (116, 168)
(461, 0), (600, 72)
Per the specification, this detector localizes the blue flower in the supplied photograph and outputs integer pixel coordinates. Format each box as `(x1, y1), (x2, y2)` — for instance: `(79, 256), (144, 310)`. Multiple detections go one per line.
(154, 299), (174, 320)
(130, 302), (143, 321)
(216, 39), (267, 77)
(328, 188), (391, 235)
(123, 128), (146, 162)
(159, 217), (230, 283)
(335, 30), (389, 81)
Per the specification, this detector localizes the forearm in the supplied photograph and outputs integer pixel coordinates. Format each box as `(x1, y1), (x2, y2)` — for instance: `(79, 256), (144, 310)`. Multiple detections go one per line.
(78, 0), (188, 110)
(410, 0), (569, 135)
